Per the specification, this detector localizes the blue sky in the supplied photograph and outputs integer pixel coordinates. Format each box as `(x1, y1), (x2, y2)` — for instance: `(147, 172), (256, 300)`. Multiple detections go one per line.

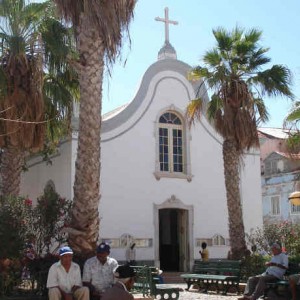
(102, 0), (300, 128)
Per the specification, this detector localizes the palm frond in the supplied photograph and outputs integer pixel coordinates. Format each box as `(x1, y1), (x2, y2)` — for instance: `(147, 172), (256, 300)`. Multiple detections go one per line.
(213, 27), (233, 52)
(185, 98), (203, 128)
(54, 0), (136, 66)
(254, 65), (294, 98)
(253, 97), (269, 125)
(283, 101), (300, 127)
(187, 25), (293, 153)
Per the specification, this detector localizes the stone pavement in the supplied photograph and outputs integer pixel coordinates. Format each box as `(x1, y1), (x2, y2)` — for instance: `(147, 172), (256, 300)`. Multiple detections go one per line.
(133, 283), (285, 300)
(134, 284), (242, 300)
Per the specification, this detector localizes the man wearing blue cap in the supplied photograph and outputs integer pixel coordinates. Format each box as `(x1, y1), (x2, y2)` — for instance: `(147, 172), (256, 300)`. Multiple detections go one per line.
(82, 242), (118, 299)
(47, 246), (89, 300)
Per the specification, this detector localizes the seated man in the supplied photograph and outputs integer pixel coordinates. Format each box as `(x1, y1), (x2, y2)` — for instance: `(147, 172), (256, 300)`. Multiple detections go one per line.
(289, 273), (300, 300)
(238, 242), (288, 300)
(101, 265), (136, 300)
(82, 242), (118, 299)
(47, 246), (89, 300)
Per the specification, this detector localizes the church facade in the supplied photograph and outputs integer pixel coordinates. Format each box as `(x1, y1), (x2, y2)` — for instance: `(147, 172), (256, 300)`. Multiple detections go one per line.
(20, 12), (263, 271)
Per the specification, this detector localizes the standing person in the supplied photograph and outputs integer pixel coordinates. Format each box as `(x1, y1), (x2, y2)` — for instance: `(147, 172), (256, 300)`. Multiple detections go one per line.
(125, 243), (136, 266)
(47, 246), (89, 300)
(199, 242), (209, 261)
(101, 265), (136, 300)
(82, 242), (118, 299)
(238, 242), (288, 300)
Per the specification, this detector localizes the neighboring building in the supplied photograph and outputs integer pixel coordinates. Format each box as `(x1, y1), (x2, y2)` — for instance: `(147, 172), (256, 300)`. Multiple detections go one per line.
(259, 128), (300, 224)
(20, 11), (263, 271)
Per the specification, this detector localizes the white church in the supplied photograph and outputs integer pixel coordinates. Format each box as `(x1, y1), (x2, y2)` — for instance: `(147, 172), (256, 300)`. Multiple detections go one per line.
(20, 8), (263, 271)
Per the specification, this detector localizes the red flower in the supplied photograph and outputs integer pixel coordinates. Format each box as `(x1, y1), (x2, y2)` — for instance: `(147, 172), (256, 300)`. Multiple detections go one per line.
(24, 198), (32, 206)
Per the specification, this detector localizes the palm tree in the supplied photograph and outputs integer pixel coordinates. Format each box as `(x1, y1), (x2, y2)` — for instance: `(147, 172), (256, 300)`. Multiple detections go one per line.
(186, 27), (293, 259)
(0, 0), (78, 196)
(53, 0), (136, 255)
(283, 101), (300, 154)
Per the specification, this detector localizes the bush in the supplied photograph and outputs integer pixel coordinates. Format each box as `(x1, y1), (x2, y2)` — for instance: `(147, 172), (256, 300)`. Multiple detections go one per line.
(0, 183), (72, 296)
(0, 196), (32, 259)
(240, 253), (269, 281)
(28, 183), (72, 256)
(247, 221), (300, 257)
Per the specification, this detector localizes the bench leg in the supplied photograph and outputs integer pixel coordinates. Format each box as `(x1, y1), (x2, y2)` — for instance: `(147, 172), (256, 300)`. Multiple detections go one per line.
(184, 279), (192, 291)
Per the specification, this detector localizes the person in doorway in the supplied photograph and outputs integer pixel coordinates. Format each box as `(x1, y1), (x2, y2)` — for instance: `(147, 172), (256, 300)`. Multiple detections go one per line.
(82, 242), (118, 299)
(47, 246), (89, 300)
(101, 265), (136, 300)
(125, 243), (136, 266)
(238, 242), (288, 300)
(199, 242), (209, 261)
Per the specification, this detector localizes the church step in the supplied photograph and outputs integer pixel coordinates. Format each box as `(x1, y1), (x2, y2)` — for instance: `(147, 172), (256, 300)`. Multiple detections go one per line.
(161, 272), (186, 284)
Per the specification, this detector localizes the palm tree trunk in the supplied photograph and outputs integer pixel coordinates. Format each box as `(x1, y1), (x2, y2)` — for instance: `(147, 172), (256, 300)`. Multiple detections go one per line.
(67, 15), (104, 256)
(1, 146), (25, 197)
(223, 139), (247, 259)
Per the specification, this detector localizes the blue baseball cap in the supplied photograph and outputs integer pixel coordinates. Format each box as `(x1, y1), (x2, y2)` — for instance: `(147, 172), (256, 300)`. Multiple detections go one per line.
(59, 246), (73, 256)
(97, 243), (110, 253)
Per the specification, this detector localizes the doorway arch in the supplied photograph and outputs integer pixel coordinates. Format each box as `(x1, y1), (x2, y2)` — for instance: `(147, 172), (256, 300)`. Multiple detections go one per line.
(154, 195), (194, 271)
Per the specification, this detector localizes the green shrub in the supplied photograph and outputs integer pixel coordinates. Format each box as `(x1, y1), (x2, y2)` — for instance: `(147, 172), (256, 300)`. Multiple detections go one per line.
(247, 221), (300, 256)
(240, 253), (269, 281)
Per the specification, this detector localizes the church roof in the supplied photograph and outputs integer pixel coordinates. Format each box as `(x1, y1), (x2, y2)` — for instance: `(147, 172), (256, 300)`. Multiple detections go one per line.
(102, 103), (129, 121)
(258, 127), (290, 139)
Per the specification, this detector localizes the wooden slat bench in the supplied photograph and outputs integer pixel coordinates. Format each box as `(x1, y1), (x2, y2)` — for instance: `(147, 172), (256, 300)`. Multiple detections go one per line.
(180, 260), (242, 295)
(132, 265), (180, 299)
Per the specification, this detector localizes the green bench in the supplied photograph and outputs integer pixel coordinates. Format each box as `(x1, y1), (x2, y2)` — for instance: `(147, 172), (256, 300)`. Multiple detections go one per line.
(180, 260), (242, 295)
(131, 265), (180, 299)
(264, 262), (300, 298)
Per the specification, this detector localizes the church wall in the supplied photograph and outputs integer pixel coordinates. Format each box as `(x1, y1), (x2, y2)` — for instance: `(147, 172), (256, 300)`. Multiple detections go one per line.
(100, 70), (238, 261)
(20, 141), (73, 203)
(240, 152), (263, 234)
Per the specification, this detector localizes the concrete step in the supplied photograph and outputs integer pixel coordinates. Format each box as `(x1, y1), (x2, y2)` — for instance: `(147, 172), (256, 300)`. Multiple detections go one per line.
(161, 272), (186, 284)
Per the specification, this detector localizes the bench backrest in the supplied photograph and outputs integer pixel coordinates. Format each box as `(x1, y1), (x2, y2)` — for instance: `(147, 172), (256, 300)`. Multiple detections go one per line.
(285, 262), (300, 277)
(192, 260), (241, 276)
(131, 265), (158, 296)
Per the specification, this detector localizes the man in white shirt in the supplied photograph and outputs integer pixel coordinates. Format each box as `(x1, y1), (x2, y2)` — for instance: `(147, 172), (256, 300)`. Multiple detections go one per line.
(47, 246), (89, 300)
(238, 242), (288, 300)
(82, 243), (118, 299)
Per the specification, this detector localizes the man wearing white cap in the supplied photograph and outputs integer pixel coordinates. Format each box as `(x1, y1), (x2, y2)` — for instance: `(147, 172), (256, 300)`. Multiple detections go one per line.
(47, 246), (89, 300)
(238, 242), (288, 300)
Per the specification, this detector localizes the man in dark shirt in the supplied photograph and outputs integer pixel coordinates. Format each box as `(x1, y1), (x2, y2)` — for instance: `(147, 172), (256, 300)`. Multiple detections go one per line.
(101, 265), (136, 300)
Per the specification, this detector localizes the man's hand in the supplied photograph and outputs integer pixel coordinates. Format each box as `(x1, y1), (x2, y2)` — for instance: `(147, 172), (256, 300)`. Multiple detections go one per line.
(71, 286), (80, 294)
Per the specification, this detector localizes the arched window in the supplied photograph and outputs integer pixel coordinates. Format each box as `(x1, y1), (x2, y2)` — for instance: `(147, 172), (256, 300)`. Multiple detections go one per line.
(212, 234), (226, 246)
(159, 112), (184, 173)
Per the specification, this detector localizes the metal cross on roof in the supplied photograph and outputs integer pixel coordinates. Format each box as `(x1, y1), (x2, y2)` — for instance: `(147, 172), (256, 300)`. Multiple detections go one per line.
(155, 7), (178, 44)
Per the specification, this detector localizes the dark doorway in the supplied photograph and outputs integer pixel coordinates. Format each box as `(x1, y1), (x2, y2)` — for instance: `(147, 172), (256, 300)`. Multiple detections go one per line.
(159, 209), (188, 271)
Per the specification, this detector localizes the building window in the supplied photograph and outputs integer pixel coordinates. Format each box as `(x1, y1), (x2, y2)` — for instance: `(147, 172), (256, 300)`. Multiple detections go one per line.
(270, 196), (280, 215)
(159, 112), (184, 173)
(291, 204), (300, 214)
(154, 109), (192, 181)
(212, 234), (225, 246)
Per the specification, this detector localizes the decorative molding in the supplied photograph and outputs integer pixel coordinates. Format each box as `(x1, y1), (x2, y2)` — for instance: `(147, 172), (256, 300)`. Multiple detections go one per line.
(153, 171), (192, 182)
(100, 234), (152, 248)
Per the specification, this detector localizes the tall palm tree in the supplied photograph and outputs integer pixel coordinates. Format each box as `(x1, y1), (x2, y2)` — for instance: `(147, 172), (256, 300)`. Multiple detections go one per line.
(186, 27), (293, 259)
(53, 0), (136, 255)
(0, 0), (78, 196)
